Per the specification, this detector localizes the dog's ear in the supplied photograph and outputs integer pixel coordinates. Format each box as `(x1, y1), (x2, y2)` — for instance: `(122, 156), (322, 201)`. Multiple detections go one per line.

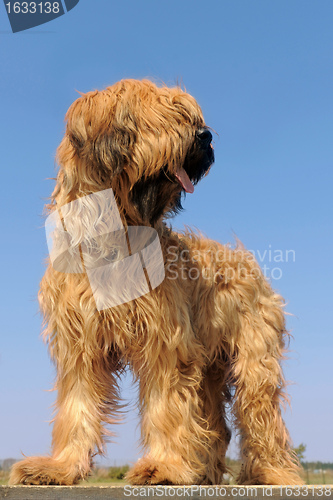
(64, 91), (126, 178)
(65, 92), (91, 152)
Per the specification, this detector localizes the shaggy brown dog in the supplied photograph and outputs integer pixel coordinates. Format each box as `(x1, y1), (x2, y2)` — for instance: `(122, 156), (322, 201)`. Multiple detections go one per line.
(10, 79), (302, 486)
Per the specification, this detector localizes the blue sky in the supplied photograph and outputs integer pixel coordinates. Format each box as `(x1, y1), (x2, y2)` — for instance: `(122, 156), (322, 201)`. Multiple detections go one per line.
(0, 0), (332, 465)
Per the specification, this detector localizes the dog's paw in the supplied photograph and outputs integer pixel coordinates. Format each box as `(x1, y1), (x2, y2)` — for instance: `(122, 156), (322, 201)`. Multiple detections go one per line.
(125, 457), (196, 485)
(238, 467), (304, 486)
(9, 456), (83, 485)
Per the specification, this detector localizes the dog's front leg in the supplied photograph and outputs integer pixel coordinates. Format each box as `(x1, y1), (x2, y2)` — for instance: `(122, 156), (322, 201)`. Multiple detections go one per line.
(10, 331), (120, 485)
(125, 330), (211, 485)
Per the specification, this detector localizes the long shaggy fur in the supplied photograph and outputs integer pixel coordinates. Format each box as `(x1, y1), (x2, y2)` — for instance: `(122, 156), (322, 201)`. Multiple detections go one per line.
(10, 79), (303, 486)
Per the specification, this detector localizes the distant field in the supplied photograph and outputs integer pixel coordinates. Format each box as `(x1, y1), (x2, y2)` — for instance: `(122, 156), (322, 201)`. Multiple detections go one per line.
(0, 471), (9, 485)
(1, 466), (332, 486)
(301, 469), (333, 486)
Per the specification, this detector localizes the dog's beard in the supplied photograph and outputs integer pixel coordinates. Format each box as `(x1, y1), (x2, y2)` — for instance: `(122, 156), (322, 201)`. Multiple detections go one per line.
(130, 171), (182, 225)
(130, 139), (214, 226)
(183, 143), (215, 186)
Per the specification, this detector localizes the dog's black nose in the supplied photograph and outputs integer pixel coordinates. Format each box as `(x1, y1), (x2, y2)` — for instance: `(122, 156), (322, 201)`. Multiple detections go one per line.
(197, 128), (212, 146)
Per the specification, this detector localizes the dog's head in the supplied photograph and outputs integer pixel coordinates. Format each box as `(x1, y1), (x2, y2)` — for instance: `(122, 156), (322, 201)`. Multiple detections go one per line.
(54, 79), (214, 226)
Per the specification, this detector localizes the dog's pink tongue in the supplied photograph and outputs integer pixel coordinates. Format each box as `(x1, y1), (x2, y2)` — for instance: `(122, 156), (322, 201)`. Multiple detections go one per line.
(175, 167), (194, 194)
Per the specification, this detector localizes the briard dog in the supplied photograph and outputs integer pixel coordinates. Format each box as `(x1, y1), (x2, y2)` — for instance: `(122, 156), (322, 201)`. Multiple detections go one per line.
(10, 79), (302, 486)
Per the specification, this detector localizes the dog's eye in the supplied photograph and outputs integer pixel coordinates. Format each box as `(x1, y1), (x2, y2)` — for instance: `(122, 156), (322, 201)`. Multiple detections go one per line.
(196, 128), (212, 146)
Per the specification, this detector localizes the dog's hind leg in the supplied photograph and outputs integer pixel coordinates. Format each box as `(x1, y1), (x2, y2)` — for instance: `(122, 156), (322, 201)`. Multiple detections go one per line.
(183, 236), (303, 485)
(211, 248), (303, 485)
